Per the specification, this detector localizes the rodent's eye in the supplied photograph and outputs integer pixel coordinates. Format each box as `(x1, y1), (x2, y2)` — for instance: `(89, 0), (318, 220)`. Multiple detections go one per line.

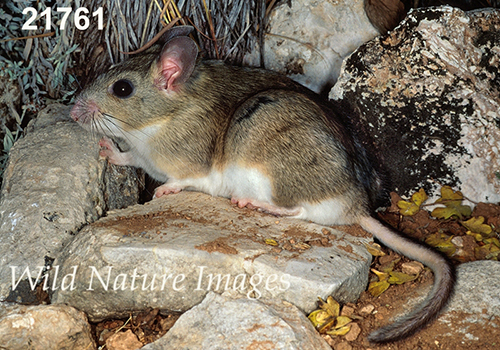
(111, 79), (135, 99)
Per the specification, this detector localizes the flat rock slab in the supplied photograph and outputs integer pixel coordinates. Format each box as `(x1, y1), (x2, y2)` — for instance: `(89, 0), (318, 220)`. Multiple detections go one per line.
(142, 292), (331, 350)
(52, 191), (372, 321)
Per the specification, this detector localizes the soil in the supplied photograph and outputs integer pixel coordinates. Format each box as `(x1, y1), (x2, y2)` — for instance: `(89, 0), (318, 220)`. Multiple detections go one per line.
(316, 238), (500, 350)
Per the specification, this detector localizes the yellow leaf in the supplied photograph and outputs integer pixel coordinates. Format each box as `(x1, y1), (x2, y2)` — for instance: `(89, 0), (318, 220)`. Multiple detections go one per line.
(265, 238), (278, 246)
(335, 316), (352, 329)
(368, 280), (390, 297)
(308, 309), (321, 322)
(475, 243), (500, 261)
(412, 188), (429, 206)
(398, 200), (420, 216)
(462, 217), (493, 237)
(466, 230), (484, 242)
(318, 296), (340, 317)
(388, 271), (418, 284)
(430, 207), (453, 220)
(365, 243), (385, 257)
(431, 204), (471, 220)
(484, 237), (500, 248)
(431, 186), (471, 219)
(317, 317), (336, 333)
(425, 233), (456, 257)
(371, 268), (389, 281)
(397, 188), (428, 216)
(486, 252), (500, 260)
(436, 185), (463, 202)
(308, 310), (329, 327)
(327, 324), (352, 336)
(485, 246), (500, 260)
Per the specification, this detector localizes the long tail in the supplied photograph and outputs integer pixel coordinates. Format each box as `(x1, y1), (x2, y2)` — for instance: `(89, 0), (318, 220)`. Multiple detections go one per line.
(359, 216), (455, 343)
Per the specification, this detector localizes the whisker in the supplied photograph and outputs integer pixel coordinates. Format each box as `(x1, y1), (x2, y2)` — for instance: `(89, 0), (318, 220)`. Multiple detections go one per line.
(89, 113), (152, 199)
(76, 104), (188, 197)
(101, 113), (156, 138)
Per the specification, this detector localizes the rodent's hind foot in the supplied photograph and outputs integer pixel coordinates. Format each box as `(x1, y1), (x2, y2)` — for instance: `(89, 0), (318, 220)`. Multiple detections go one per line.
(153, 184), (183, 199)
(231, 197), (301, 216)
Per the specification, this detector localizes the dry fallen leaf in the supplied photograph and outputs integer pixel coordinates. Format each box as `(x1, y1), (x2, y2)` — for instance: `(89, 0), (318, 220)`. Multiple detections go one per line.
(365, 242), (386, 256)
(387, 271), (418, 285)
(484, 237), (500, 248)
(264, 238), (278, 246)
(319, 296), (340, 317)
(425, 232), (457, 257)
(371, 268), (390, 281)
(327, 324), (352, 336)
(380, 257), (401, 273)
(335, 315), (353, 328)
(398, 188), (428, 216)
(368, 280), (391, 297)
(308, 297), (352, 336)
(369, 259), (419, 297)
(462, 216), (493, 237)
(431, 186), (472, 219)
(475, 243), (500, 260)
(466, 230), (484, 242)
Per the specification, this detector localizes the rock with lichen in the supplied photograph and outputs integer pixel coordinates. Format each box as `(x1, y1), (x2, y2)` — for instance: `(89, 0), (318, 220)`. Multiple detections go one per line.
(331, 6), (500, 203)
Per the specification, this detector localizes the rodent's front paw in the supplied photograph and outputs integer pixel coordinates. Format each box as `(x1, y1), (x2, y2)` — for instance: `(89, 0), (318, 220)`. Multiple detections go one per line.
(98, 137), (132, 166)
(153, 184), (183, 199)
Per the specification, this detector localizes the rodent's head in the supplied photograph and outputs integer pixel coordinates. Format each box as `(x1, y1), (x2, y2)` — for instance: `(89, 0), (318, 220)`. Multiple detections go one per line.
(70, 26), (198, 138)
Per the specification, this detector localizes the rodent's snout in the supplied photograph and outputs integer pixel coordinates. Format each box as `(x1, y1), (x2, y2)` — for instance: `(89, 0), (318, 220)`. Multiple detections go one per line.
(70, 99), (99, 124)
(70, 101), (83, 122)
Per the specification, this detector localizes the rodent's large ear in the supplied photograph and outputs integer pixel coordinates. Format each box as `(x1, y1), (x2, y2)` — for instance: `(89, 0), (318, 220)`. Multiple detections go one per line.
(157, 36), (198, 92)
(158, 25), (194, 45)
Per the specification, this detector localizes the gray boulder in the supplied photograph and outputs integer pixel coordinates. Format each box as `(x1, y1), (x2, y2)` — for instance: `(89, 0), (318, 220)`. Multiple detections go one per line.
(0, 104), (141, 301)
(244, 0), (379, 93)
(331, 6), (500, 202)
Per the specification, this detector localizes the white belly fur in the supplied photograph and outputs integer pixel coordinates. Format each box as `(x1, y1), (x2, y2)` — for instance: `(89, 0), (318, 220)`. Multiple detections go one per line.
(172, 164), (352, 226)
(293, 198), (353, 225)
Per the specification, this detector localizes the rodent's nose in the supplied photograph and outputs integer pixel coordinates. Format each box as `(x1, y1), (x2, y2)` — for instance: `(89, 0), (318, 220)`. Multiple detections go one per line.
(70, 101), (83, 122)
(71, 99), (100, 124)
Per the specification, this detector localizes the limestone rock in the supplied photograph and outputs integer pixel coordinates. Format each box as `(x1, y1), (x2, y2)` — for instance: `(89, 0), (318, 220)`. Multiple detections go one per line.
(244, 0), (379, 93)
(330, 6), (500, 202)
(445, 260), (500, 317)
(141, 292), (331, 350)
(437, 260), (500, 343)
(51, 191), (372, 322)
(0, 104), (141, 300)
(0, 303), (96, 350)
